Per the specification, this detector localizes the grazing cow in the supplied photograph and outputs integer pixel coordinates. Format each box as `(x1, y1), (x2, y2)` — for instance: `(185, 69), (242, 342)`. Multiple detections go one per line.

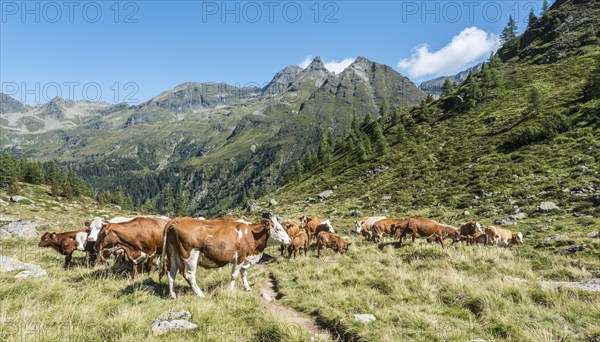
(288, 231), (309, 258)
(161, 214), (290, 299)
(394, 217), (448, 247)
(372, 218), (407, 242)
(299, 216), (322, 243)
(317, 231), (351, 258)
(38, 229), (96, 268)
(314, 220), (335, 239)
(94, 216), (170, 278)
(485, 226), (523, 247)
(471, 231), (487, 245)
(86, 216), (135, 242)
(438, 224), (461, 244)
(355, 216), (386, 240)
(459, 221), (483, 244)
(279, 220), (301, 255)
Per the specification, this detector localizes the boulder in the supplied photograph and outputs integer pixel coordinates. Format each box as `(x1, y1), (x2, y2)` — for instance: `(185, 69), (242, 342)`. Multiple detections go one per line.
(244, 200), (260, 213)
(0, 199), (8, 207)
(587, 232), (599, 239)
(0, 255), (46, 279)
(260, 292), (274, 302)
(539, 201), (560, 212)
(559, 245), (589, 254)
(0, 220), (39, 239)
(348, 210), (362, 217)
(538, 278), (600, 292)
(353, 314), (376, 324)
(462, 211), (470, 216)
(10, 195), (30, 203)
(151, 311), (197, 335)
(540, 235), (575, 247)
(14, 267), (47, 279)
(317, 190), (333, 199)
(509, 212), (528, 220)
(269, 198), (278, 207)
(494, 218), (516, 226)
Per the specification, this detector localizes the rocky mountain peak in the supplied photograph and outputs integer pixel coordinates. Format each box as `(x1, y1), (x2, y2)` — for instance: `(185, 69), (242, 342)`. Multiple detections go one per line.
(0, 93), (25, 114)
(262, 65), (304, 95)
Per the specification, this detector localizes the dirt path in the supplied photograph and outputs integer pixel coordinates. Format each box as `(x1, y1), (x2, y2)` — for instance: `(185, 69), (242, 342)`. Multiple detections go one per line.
(258, 271), (333, 341)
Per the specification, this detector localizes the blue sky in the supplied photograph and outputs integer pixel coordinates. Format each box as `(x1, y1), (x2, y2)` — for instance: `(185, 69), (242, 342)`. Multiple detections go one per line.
(1, 0), (550, 104)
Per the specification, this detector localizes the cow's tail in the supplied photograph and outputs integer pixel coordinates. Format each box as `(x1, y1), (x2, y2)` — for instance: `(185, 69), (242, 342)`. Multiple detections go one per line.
(159, 222), (173, 282)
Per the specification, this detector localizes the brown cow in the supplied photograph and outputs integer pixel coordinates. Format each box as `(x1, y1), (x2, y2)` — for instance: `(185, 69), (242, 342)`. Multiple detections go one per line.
(471, 231), (487, 245)
(280, 220), (300, 255)
(439, 224), (461, 244)
(372, 218), (407, 242)
(485, 226), (523, 247)
(288, 231), (309, 258)
(94, 216), (169, 278)
(161, 214), (290, 299)
(459, 221), (483, 244)
(394, 217), (447, 247)
(38, 229), (96, 268)
(299, 215), (322, 243)
(317, 231), (351, 258)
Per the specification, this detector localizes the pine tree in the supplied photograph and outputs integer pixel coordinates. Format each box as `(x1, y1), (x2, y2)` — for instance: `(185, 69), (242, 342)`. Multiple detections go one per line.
(357, 141), (368, 162)
(0, 153), (16, 186)
(500, 15), (518, 46)
(63, 180), (74, 200)
(317, 133), (332, 165)
(351, 113), (360, 132)
(379, 100), (389, 118)
(465, 71), (483, 108)
(396, 124), (406, 144)
(488, 53), (504, 88)
(362, 112), (372, 127)
(441, 79), (456, 96)
(174, 183), (187, 216)
(371, 121), (388, 155)
(528, 8), (537, 27)
(162, 183), (174, 215)
(416, 100), (430, 121)
(528, 85), (543, 115)
(46, 162), (61, 197)
(390, 109), (401, 127)
(541, 0), (550, 15)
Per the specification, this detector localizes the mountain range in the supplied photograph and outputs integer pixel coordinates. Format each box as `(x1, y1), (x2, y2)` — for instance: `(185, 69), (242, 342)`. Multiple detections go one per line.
(0, 56), (427, 214)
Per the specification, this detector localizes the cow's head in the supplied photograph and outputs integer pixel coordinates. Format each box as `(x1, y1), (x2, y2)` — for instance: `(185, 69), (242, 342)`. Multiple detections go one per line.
(299, 216), (308, 227)
(354, 221), (362, 233)
(87, 217), (107, 242)
(321, 220), (335, 233)
(94, 224), (115, 252)
(513, 232), (524, 244)
(75, 231), (88, 251)
(264, 215), (291, 244)
(38, 232), (57, 247)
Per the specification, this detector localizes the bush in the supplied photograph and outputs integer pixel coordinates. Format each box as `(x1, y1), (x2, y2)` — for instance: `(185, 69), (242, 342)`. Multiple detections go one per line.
(503, 114), (570, 148)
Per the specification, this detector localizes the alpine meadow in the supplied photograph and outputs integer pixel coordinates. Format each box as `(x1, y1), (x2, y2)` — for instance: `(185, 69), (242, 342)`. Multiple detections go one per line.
(0, 0), (599, 341)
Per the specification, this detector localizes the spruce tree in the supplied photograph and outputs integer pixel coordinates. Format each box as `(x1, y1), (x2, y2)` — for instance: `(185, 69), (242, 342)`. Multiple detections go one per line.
(371, 122), (388, 156)
(391, 109), (401, 127)
(47, 162), (61, 197)
(379, 100), (389, 118)
(541, 0), (550, 15)
(500, 15), (518, 46)
(417, 100), (430, 121)
(317, 133), (332, 165)
(528, 8), (537, 27)
(162, 183), (174, 215)
(441, 79), (456, 96)
(396, 124), (406, 144)
(528, 85), (543, 115)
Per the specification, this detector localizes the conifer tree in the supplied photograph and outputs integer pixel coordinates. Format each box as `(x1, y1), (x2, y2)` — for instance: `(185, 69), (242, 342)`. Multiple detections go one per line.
(528, 8), (537, 27)
(371, 121), (388, 155)
(500, 15), (518, 46)
(441, 79), (456, 96)
(379, 100), (389, 118)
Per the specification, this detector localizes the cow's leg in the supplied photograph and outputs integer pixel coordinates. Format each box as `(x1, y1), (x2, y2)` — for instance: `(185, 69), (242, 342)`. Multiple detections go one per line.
(317, 245), (322, 258)
(280, 244), (285, 256)
(64, 251), (73, 269)
(167, 258), (178, 299)
(183, 250), (204, 297)
(229, 263), (243, 291)
(240, 266), (251, 291)
(146, 255), (156, 274)
(132, 262), (139, 279)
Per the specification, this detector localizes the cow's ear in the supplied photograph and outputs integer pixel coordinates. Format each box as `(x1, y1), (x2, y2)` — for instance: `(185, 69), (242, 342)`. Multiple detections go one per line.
(101, 221), (108, 227)
(50, 233), (56, 239)
(84, 220), (91, 227)
(260, 218), (270, 227)
(69, 236), (76, 241)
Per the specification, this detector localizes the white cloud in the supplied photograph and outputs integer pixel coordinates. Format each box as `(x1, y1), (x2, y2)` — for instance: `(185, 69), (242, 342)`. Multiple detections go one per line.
(397, 27), (500, 79)
(298, 56), (356, 75)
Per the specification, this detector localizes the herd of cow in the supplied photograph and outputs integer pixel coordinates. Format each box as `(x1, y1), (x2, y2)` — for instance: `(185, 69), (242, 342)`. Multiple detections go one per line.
(36, 213), (523, 298)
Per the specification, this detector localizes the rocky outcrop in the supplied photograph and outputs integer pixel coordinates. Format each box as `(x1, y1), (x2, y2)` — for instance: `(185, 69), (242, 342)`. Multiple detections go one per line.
(0, 255), (47, 279)
(262, 66), (303, 95)
(0, 220), (40, 239)
(0, 93), (25, 114)
(151, 311), (197, 335)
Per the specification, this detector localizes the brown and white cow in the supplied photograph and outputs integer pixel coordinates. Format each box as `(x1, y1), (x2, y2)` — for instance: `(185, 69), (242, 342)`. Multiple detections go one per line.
(438, 223), (461, 244)
(161, 214), (290, 299)
(38, 229), (96, 268)
(355, 216), (386, 241)
(299, 215), (322, 243)
(280, 220), (301, 255)
(317, 231), (351, 258)
(94, 216), (170, 278)
(393, 217), (448, 247)
(372, 218), (407, 243)
(471, 231), (487, 245)
(485, 226), (523, 247)
(288, 231), (309, 258)
(459, 221), (483, 244)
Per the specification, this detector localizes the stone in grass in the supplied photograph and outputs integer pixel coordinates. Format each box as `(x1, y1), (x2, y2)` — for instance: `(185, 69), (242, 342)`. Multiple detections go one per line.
(151, 311), (197, 335)
(587, 232), (599, 238)
(353, 314), (376, 324)
(538, 201), (560, 212)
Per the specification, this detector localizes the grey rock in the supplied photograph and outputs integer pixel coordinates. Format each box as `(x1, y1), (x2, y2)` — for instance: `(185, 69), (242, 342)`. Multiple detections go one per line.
(245, 200), (260, 213)
(0, 199), (8, 207)
(466, 339), (488, 342)
(0, 216), (17, 222)
(260, 292), (274, 302)
(0, 220), (39, 239)
(348, 210), (362, 217)
(509, 212), (528, 220)
(494, 218), (516, 226)
(14, 267), (47, 279)
(540, 235), (575, 247)
(462, 211), (470, 216)
(539, 201), (560, 212)
(538, 278), (600, 292)
(151, 319), (197, 336)
(587, 232), (599, 238)
(317, 190), (333, 199)
(156, 310), (191, 321)
(353, 314), (376, 324)
(269, 198), (278, 207)
(560, 245), (588, 254)
(10, 195), (30, 203)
